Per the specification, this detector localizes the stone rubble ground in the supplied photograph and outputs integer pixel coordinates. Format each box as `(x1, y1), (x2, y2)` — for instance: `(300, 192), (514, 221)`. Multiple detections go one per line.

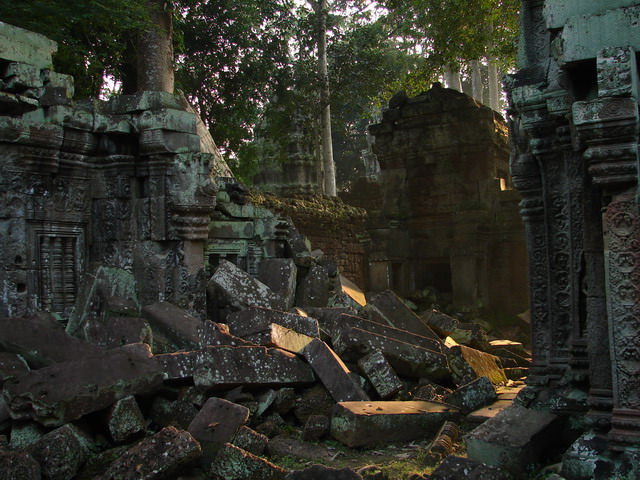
(0, 252), (531, 479)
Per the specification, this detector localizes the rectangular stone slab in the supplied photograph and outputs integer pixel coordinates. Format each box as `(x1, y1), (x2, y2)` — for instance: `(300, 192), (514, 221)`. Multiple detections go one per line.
(357, 350), (403, 399)
(245, 324), (315, 354)
(188, 397), (249, 457)
(331, 401), (460, 448)
(447, 344), (507, 386)
(226, 306), (319, 338)
(365, 290), (440, 340)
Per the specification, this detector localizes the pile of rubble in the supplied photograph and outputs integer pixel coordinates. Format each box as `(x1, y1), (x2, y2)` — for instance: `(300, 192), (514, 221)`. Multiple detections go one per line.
(0, 255), (530, 479)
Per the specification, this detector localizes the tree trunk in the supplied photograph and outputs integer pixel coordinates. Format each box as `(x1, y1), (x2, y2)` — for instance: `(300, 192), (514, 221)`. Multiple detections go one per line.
(315, 0), (336, 196)
(136, 0), (174, 93)
(487, 57), (500, 112)
(443, 65), (462, 92)
(470, 59), (483, 103)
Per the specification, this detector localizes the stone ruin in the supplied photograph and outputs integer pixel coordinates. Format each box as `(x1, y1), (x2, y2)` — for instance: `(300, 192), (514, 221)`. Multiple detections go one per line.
(0, 20), (535, 480)
(460, 1), (640, 478)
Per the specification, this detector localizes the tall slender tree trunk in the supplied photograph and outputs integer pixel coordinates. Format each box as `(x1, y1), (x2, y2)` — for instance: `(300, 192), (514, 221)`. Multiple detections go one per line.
(487, 21), (500, 111)
(136, 0), (174, 93)
(443, 65), (462, 92)
(470, 59), (483, 103)
(315, 0), (336, 196)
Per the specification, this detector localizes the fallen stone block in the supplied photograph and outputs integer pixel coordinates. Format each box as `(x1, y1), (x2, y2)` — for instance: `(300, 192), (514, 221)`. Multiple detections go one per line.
(208, 442), (287, 480)
(231, 426), (269, 456)
(466, 399), (513, 425)
(365, 290), (439, 340)
(226, 307), (320, 339)
(292, 384), (335, 425)
(449, 322), (491, 350)
(3, 346), (165, 427)
(246, 324), (315, 354)
(107, 395), (146, 444)
(445, 376), (497, 414)
(295, 264), (331, 308)
(97, 426), (201, 480)
(326, 313), (444, 354)
(330, 275), (367, 310)
(142, 301), (204, 348)
(429, 455), (511, 480)
(413, 382), (452, 403)
(465, 405), (561, 476)
(504, 367), (528, 380)
(85, 316), (152, 349)
(273, 387), (296, 415)
(303, 339), (369, 402)
(208, 259), (284, 313)
(188, 397), (250, 457)
(29, 423), (91, 480)
(421, 309), (460, 337)
(198, 320), (254, 347)
(331, 400), (459, 448)
(0, 314), (104, 368)
(149, 396), (199, 430)
(259, 258), (298, 310)
(9, 421), (46, 449)
(447, 344), (507, 386)
(193, 346), (316, 390)
(0, 449), (40, 480)
(286, 464), (363, 480)
(302, 414), (330, 441)
(333, 327), (450, 381)
(357, 350), (403, 399)
(0, 352), (29, 386)
(561, 432), (608, 480)
(488, 339), (530, 359)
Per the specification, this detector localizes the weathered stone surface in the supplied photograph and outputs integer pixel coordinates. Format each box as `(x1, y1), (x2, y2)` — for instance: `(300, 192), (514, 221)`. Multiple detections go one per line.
(231, 426), (269, 456)
(333, 327), (450, 381)
(199, 320), (252, 347)
(560, 432), (608, 480)
(357, 350), (403, 399)
(9, 421), (46, 449)
(193, 346), (315, 390)
(226, 307), (320, 338)
(424, 421), (460, 464)
(208, 260), (284, 313)
(30, 423), (90, 480)
(365, 290), (439, 340)
(445, 376), (497, 414)
(295, 264), (330, 308)
(292, 384), (334, 425)
(85, 316), (152, 349)
(286, 464), (363, 480)
(3, 346), (164, 427)
(302, 414), (330, 441)
(465, 406), (561, 475)
(208, 442), (287, 480)
(258, 258), (298, 310)
(421, 309), (460, 337)
(302, 339), (369, 403)
(0, 352), (29, 386)
(149, 396), (199, 430)
(447, 344), (506, 386)
(97, 426), (201, 480)
(247, 324), (315, 354)
(0, 314), (104, 368)
(188, 397), (249, 456)
(0, 21), (57, 69)
(0, 449), (40, 480)
(429, 455), (511, 480)
(142, 301), (203, 350)
(107, 395), (146, 444)
(331, 400), (459, 448)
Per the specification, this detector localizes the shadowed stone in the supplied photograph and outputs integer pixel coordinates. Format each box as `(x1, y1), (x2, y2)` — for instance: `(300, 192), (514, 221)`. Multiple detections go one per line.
(246, 324), (315, 354)
(296, 264), (331, 308)
(107, 395), (146, 444)
(149, 396), (199, 430)
(193, 346), (315, 390)
(447, 344), (507, 386)
(465, 405), (561, 476)
(258, 258), (298, 310)
(97, 426), (201, 480)
(9, 421), (46, 449)
(333, 327), (450, 381)
(561, 432), (608, 480)
(302, 414), (330, 441)
(226, 307), (320, 339)
(430, 455), (511, 480)
(330, 401), (460, 448)
(286, 464), (363, 480)
(303, 339), (369, 402)
(0, 352), (29, 386)
(209, 442), (287, 480)
(30, 423), (91, 480)
(0, 449), (40, 480)
(231, 426), (269, 456)
(3, 346), (164, 427)
(421, 309), (460, 337)
(365, 290), (440, 340)
(188, 397), (250, 457)
(85, 316), (152, 349)
(142, 301), (204, 350)
(445, 376), (497, 414)
(357, 350), (403, 399)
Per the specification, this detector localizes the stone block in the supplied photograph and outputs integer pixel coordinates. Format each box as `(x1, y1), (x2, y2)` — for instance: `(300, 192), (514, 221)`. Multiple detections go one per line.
(149, 396), (199, 430)
(333, 327), (450, 381)
(465, 405), (561, 476)
(286, 464), (363, 480)
(188, 397), (249, 458)
(3, 346), (164, 427)
(0, 449), (40, 480)
(302, 339), (369, 403)
(9, 421), (46, 449)
(208, 259), (284, 312)
(561, 432), (608, 480)
(327, 313), (444, 353)
(246, 324), (315, 354)
(97, 426), (201, 480)
(429, 455), (511, 480)
(209, 443), (287, 480)
(449, 322), (490, 350)
(3, 62), (43, 91)
(107, 395), (146, 444)
(421, 309), (460, 337)
(296, 264), (331, 308)
(445, 376), (497, 414)
(365, 290), (440, 340)
(137, 108), (197, 134)
(447, 344), (507, 386)
(0, 21), (57, 69)
(0, 352), (29, 386)
(30, 423), (91, 480)
(357, 350), (403, 399)
(231, 426), (269, 456)
(330, 401), (459, 448)
(335, 275), (367, 308)
(142, 301), (203, 350)
(292, 384), (335, 425)
(85, 316), (152, 349)
(302, 414), (330, 441)
(199, 320), (254, 347)
(226, 306), (319, 338)
(193, 346), (316, 390)
(0, 314), (104, 368)
(258, 258), (298, 310)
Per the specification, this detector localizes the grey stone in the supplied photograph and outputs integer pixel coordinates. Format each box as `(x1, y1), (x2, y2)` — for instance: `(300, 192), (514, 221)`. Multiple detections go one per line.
(188, 397), (249, 457)
(302, 414), (330, 441)
(302, 339), (370, 403)
(365, 290), (439, 340)
(9, 421), (46, 449)
(142, 301), (204, 350)
(226, 306), (320, 339)
(465, 406), (561, 476)
(85, 316), (152, 349)
(246, 324), (315, 354)
(421, 309), (460, 337)
(429, 455), (511, 480)
(258, 258), (298, 309)
(231, 426), (269, 456)
(295, 264), (330, 307)
(561, 432), (608, 480)
(107, 395), (146, 444)
(208, 442), (287, 480)
(0, 352), (29, 386)
(446, 344), (507, 386)
(30, 423), (91, 480)
(292, 384), (334, 425)
(330, 400), (459, 448)
(445, 376), (497, 414)
(0, 449), (40, 480)
(149, 396), (199, 430)
(357, 350), (403, 399)
(97, 426), (201, 480)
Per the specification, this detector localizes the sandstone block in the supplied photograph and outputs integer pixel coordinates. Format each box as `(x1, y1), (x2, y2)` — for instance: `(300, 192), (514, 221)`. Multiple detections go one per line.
(365, 290), (439, 340)
(231, 426), (269, 456)
(421, 309), (459, 337)
(465, 405), (561, 476)
(246, 324), (315, 354)
(85, 316), (152, 349)
(295, 264), (330, 308)
(149, 396), (199, 430)
(226, 306), (319, 338)
(259, 258), (298, 309)
(303, 339), (369, 403)
(188, 397), (250, 457)
(30, 423), (90, 480)
(0, 449), (40, 480)
(445, 376), (497, 414)
(331, 401), (459, 448)
(142, 301), (202, 350)
(98, 426), (201, 480)
(430, 455), (511, 480)
(107, 395), (146, 444)
(447, 344), (507, 386)
(302, 414), (330, 441)
(209, 443), (287, 480)
(357, 350), (403, 399)
(9, 421), (46, 449)
(0, 352), (29, 386)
